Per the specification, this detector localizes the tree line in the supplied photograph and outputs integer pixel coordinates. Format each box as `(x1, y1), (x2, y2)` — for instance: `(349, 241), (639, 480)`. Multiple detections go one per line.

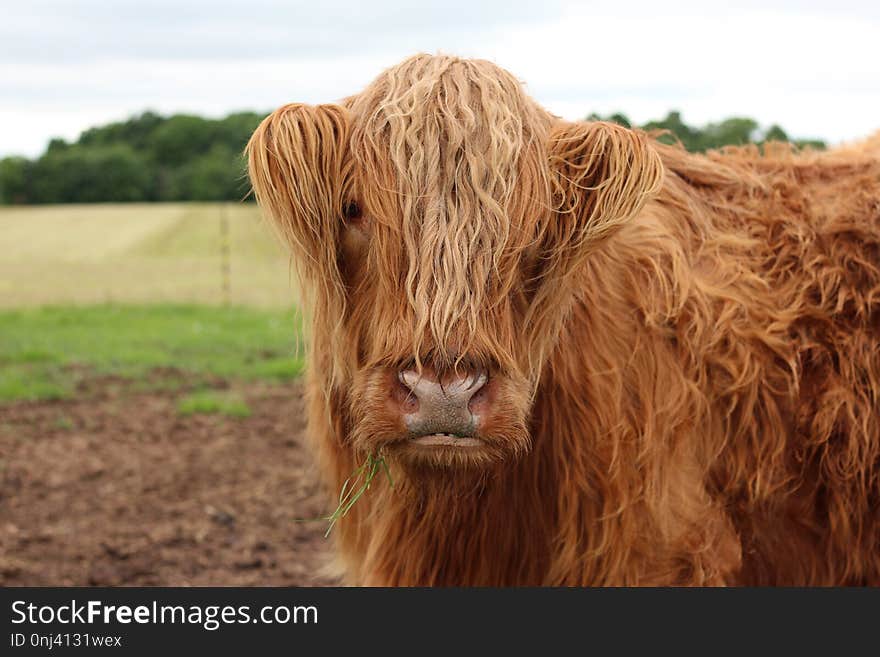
(0, 110), (825, 205)
(588, 111), (825, 153)
(0, 111), (264, 204)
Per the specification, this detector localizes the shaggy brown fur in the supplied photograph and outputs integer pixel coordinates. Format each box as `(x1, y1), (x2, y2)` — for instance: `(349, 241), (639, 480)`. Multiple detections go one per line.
(247, 54), (880, 586)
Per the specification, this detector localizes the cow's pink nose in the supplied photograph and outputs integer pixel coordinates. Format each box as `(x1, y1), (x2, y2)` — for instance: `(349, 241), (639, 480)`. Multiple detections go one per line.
(396, 368), (488, 440)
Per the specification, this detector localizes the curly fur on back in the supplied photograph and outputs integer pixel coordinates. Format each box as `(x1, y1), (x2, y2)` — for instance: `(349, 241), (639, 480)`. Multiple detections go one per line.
(247, 54), (880, 585)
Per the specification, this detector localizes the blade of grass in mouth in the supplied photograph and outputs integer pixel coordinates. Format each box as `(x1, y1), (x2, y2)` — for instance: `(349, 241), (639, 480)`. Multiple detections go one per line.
(295, 451), (393, 537)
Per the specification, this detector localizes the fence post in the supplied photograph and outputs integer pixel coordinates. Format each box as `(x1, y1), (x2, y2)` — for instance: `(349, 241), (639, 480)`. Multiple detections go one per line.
(220, 203), (231, 307)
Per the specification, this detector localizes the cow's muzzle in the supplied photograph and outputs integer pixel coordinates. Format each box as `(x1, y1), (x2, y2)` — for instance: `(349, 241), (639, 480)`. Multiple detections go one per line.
(394, 367), (489, 447)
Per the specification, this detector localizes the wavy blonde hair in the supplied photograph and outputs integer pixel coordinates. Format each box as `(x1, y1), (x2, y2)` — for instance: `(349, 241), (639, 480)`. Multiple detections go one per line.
(346, 55), (553, 375)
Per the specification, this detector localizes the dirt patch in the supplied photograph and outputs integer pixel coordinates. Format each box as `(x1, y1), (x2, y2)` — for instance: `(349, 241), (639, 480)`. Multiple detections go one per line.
(0, 382), (339, 586)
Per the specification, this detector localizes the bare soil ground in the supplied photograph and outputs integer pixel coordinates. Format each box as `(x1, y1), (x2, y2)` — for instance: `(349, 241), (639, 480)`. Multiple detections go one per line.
(0, 381), (338, 586)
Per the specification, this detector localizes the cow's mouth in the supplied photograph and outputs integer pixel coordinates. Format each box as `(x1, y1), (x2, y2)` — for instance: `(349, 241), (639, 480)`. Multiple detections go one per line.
(410, 433), (484, 448)
(348, 365), (530, 465)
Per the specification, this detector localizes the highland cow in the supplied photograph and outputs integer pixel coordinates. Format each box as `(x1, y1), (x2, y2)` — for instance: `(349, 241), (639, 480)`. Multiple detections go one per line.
(247, 54), (880, 585)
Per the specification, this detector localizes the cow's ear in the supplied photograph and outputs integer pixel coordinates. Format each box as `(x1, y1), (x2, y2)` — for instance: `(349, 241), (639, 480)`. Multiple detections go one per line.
(523, 121), (663, 373)
(247, 103), (352, 384)
(544, 120), (663, 264)
(246, 103), (351, 271)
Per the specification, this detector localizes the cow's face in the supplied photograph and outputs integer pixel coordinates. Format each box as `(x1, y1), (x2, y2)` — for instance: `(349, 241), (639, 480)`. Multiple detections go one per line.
(247, 55), (662, 469)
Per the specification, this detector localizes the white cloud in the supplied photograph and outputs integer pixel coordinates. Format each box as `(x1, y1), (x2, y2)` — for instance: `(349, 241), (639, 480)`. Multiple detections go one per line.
(1, 0), (878, 157)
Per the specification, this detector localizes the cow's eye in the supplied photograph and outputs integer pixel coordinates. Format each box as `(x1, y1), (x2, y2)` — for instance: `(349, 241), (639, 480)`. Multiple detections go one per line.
(343, 201), (362, 223)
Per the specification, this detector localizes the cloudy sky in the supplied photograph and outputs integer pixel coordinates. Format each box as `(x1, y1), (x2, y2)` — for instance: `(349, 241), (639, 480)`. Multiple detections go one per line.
(2, 0), (879, 157)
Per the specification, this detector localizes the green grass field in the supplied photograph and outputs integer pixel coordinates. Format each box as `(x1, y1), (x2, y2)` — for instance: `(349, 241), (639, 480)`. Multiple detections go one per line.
(177, 389), (253, 418)
(0, 202), (297, 308)
(0, 305), (305, 401)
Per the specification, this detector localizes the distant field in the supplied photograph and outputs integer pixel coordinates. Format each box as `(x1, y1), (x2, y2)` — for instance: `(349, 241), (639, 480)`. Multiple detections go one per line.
(0, 203), (297, 307)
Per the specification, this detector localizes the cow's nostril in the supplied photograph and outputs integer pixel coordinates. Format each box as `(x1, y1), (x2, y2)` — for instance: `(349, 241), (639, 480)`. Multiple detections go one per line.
(393, 373), (419, 413)
(464, 371), (488, 393)
(467, 380), (490, 414)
